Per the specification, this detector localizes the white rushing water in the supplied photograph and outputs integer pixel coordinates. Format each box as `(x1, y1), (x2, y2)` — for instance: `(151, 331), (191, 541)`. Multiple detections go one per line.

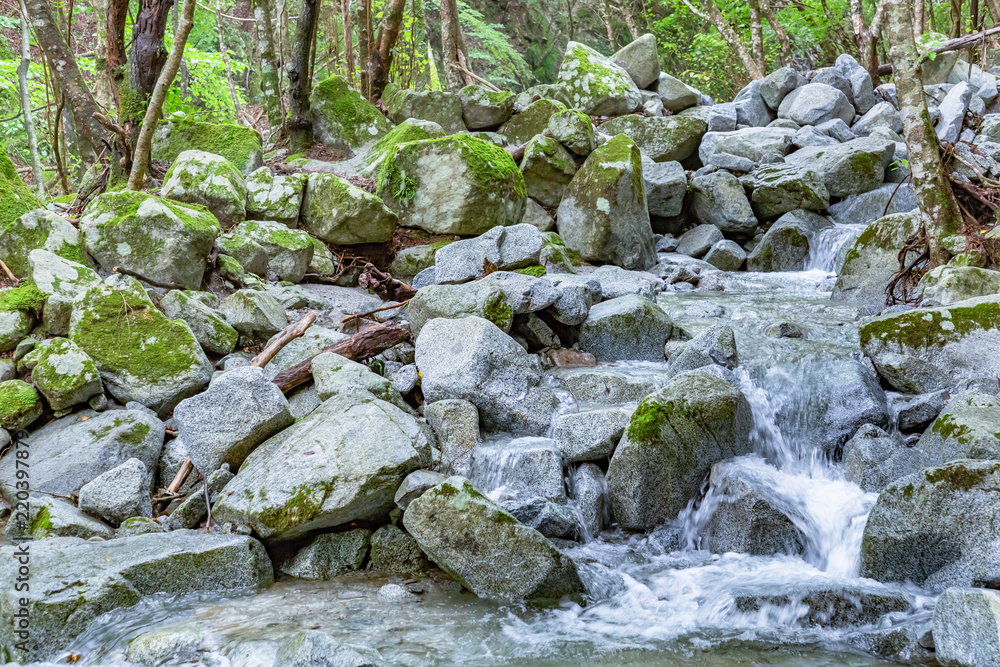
(55, 227), (934, 666)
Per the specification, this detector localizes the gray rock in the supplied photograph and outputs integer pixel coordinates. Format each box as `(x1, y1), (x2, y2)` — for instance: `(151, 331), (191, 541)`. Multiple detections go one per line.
(607, 369), (754, 530)
(0, 409), (163, 504)
(521, 135), (577, 207)
(578, 295), (672, 362)
(760, 67), (804, 109)
(852, 101), (902, 136)
(174, 365), (293, 474)
(244, 167), (306, 226)
(211, 390), (432, 539)
(503, 496), (577, 538)
(667, 323), (738, 376)
(747, 163), (830, 219)
(895, 390), (949, 432)
(3, 494), (113, 542)
(842, 424), (922, 493)
(407, 281), (514, 337)
(937, 81), (973, 143)
(747, 210), (832, 272)
(707, 152), (757, 171)
(558, 42), (642, 116)
(547, 109), (597, 156)
(471, 436), (566, 503)
(919, 266), (1000, 306)
(274, 629), (375, 667)
(836, 53), (877, 114)
(458, 85), (515, 129)
(703, 240), (747, 271)
(700, 127), (796, 164)
(480, 271), (560, 314)
(20, 338), (103, 412)
(0, 531), (273, 662)
(217, 289), (287, 342)
(732, 581), (914, 628)
(225, 220), (314, 283)
(862, 460), (1000, 590)
(572, 463), (608, 538)
(933, 587), (1000, 667)
(425, 399), (480, 476)
(403, 476), (583, 602)
(677, 103), (738, 132)
(416, 316), (558, 435)
(300, 173), (398, 245)
(27, 249), (101, 336)
(610, 34), (661, 89)
(691, 171), (758, 235)
(816, 118), (856, 142)
(78, 458), (152, 525)
(159, 290), (239, 356)
(369, 524), (428, 573)
(553, 407), (631, 463)
(793, 124), (841, 148)
(160, 150), (247, 226)
(434, 223), (543, 284)
(549, 365), (671, 404)
(540, 273), (602, 325)
(917, 392), (1000, 468)
(785, 137), (895, 198)
(642, 157), (687, 218)
(778, 83), (855, 126)
(811, 68), (854, 104)
(280, 529), (371, 580)
(676, 224), (724, 258)
(163, 465), (234, 530)
(828, 182), (917, 226)
(734, 80), (774, 127)
(654, 72), (699, 112)
(395, 469), (447, 510)
(385, 88), (465, 133)
(600, 114), (708, 163)
(589, 264), (660, 300)
(834, 211), (921, 305)
(262, 325), (348, 378)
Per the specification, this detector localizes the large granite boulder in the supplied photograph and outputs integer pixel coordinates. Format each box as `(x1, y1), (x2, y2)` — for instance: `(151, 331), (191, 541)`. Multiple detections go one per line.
(609, 33), (660, 88)
(777, 82), (855, 126)
(20, 337), (102, 411)
(0, 208), (89, 279)
(384, 87), (465, 133)
(244, 167), (307, 226)
(746, 163), (830, 219)
(600, 114), (707, 163)
(933, 587), (1000, 667)
(917, 392), (1000, 468)
(160, 150), (248, 226)
(691, 170), (757, 235)
(577, 294), (672, 362)
(301, 173), (397, 244)
(458, 85), (515, 129)
(151, 114), (263, 174)
(833, 211), (921, 305)
(747, 210), (832, 272)
(918, 266), (1000, 306)
(785, 137), (895, 198)
(310, 75), (391, 154)
(557, 41), (642, 116)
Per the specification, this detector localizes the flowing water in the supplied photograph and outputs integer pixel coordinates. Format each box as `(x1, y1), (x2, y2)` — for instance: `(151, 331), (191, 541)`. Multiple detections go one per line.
(54, 224), (935, 666)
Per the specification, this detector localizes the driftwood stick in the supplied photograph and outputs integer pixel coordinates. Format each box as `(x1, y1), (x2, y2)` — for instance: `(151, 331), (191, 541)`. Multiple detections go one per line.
(113, 266), (187, 291)
(358, 263), (417, 301)
(252, 310), (317, 368)
(920, 25), (1000, 61)
(0, 258), (18, 284)
(166, 457), (193, 495)
(448, 62), (501, 91)
(341, 300), (409, 326)
(271, 321), (410, 393)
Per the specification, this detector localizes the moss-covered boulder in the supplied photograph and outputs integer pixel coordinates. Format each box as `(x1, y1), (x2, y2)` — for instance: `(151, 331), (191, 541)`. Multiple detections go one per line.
(384, 87), (465, 133)
(555, 134), (656, 270)
(80, 191), (220, 290)
(310, 75), (392, 154)
(0, 208), (89, 278)
(861, 460), (1000, 590)
(160, 289), (239, 356)
(211, 390), (432, 539)
(458, 85), (515, 129)
(301, 173), (398, 244)
(606, 369), (754, 530)
(499, 98), (568, 146)
(360, 118), (445, 177)
(859, 294), (1000, 394)
(3, 494), (114, 543)
(376, 133), (527, 235)
(557, 41), (642, 116)
(609, 33), (661, 89)
(244, 167), (307, 227)
(225, 220), (314, 282)
(151, 113), (263, 175)
(918, 266), (1000, 306)
(0, 379), (43, 431)
(577, 294), (672, 361)
(407, 281), (514, 337)
(917, 392), (1000, 468)
(0, 282), (44, 352)
(600, 114), (707, 162)
(785, 137), (895, 198)
(69, 275), (214, 413)
(833, 212), (921, 304)
(746, 163), (830, 219)
(388, 242), (448, 282)
(21, 338), (102, 412)
(547, 109), (597, 156)
(0, 150), (42, 267)
(746, 210), (832, 272)
(27, 250), (102, 336)
(217, 289), (287, 341)
(403, 476), (583, 602)
(520, 135), (577, 207)
(160, 150), (248, 226)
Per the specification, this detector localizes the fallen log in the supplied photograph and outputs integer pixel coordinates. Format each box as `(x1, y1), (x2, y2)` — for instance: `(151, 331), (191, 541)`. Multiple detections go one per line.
(251, 310), (317, 368)
(358, 263), (417, 301)
(271, 321), (410, 393)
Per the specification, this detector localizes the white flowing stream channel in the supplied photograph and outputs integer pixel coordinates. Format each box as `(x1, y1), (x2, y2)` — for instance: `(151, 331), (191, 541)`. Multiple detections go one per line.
(59, 223), (936, 666)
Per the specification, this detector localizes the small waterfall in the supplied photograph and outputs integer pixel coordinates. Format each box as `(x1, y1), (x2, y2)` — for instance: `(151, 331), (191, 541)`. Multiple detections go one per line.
(806, 223), (866, 273)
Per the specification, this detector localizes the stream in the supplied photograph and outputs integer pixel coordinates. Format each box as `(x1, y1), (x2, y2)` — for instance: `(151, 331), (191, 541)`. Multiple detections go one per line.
(52, 223), (936, 666)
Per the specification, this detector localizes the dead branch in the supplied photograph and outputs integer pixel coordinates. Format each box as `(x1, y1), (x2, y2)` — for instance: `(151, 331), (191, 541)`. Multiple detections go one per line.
(271, 321), (410, 393)
(358, 263), (417, 301)
(251, 310), (317, 368)
(165, 457), (193, 495)
(341, 300), (409, 328)
(112, 266), (188, 291)
(920, 25), (1000, 62)
(0, 259), (18, 284)
(448, 62), (501, 91)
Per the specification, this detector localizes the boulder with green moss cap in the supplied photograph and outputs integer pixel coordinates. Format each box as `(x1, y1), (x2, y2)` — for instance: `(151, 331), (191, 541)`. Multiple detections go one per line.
(520, 135), (577, 207)
(556, 134), (656, 270)
(746, 210), (831, 272)
(80, 191), (220, 290)
(27, 250), (101, 336)
(0, 208), (90, 278)
(359, 118), (445, 177)
(160, 150), (248, 226)
(3, 494), (113, 542)
(160, 289), (239, 356)
(607, 369), (754, 530)
(0, 282), (44, 352)
(225, 220), (314, 282)
(216, 230), (269, 278)
(403, 476), (583, 602)
(0, 150), (43, 268)
(310, 75), (392, 155)
(21, 337), (102, 412)
(69, 275), (214, 413)
(458, 85), (515, 129)
(547, 109), (596, 155)
(499, 98), (568, 146)
(915, 392), (1000, 468)
(859, 294), (1000, 394)
(601, 114), (707, 162)
(301, 173), (398, 244)
(244, 167), (307, 226)
(918, 266), (1000, 306)
(833, 212), (922, 304)
(407, 282), (514, 336)
(746, 163), (830, 219)
(557, 41), (642, 116)
(211, 390), (432, 539)
(384, 87), (465, 133)
(784, 136), (895, 198)
(152, 114), (263, 174)
(861, 460), (1000, 590)
(376, 133), (526, 235)
(0, 379), (43, 431)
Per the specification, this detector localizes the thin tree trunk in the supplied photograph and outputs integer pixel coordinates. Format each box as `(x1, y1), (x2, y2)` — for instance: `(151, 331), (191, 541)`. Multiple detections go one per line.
(368, 0), (406, 100)
(356, 0), (372, 97)
(914, 0), (925, 39)
(618, 0), (641, 41)
(23, 0), (103, 167)
(683, 0), (764, 79)
(91, 0), (114, 111)
(885, 0), (963, 266)
(128, 0), (196, 190)
(19, 0), (45, 197)
(950, 0), (962, 37)
(131, 0), (175, 107)
(440, 0), (472, 91)
(747, 0), (766, 76)
(342, 0), (355, 85)
(278, 0), (291, 68)
(216, 0), (244, 121)
(287, 0), (320, 152)
(598, 0), (618, 51)
(759, 0), (792, 66)
(851, 0), (888, 82)
(254, 0), (285, 129)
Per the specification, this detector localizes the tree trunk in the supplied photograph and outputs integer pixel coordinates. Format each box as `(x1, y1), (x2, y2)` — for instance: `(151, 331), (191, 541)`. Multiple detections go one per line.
(254, 0), (285, 130)
(747, 0), (766, 76)
(914, 0), (924, 39)
(216, 0), (244, 121)
(440, 0), (472, 91)
(287, 0), (320, 152)
(367, 0), (406, 100)
(759, 0), (793, 66)
(128, 0), (196, 190)
(851, 0), (888, 83)
(885, 0), (963, 266)
(598, 0), (618, 52)
(19, 0), (45, 197)
(356, 0), (372, 97)
(131, 0), (174, 108)
(91, 0), (114, 111)
(685, 0), (764, 79)
(342, 0), (355, 86)
(23, 0), (103, 168)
